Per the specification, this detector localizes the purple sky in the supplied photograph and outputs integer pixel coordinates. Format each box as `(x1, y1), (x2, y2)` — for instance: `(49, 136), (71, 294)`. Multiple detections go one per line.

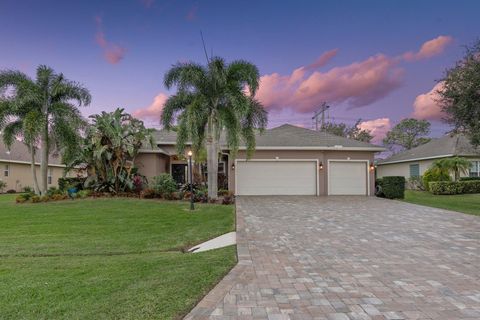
(1, 0), (479, 142)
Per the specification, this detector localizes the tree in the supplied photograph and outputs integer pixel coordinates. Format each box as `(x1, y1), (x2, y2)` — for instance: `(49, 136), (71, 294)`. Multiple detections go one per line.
(69, 108), (154, 193)
(0, 95), (42, 194)
(383, 118), (431, 151)
(0, 66), (91, 195)
(161, 57), (267, 200)
(439, 40), (480, 146)
(432, 157), (471, 182)
(321, 120), (373, 143)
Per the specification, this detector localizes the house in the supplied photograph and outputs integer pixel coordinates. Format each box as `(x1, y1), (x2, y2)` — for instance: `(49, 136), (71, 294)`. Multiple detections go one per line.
(135, 124), (385, 196)
(376, 134), (480, 181)
(0, 137), (70, 192)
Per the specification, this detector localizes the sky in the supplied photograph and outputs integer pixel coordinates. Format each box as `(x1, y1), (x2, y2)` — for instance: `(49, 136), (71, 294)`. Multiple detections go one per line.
(1, 0), (479, 143)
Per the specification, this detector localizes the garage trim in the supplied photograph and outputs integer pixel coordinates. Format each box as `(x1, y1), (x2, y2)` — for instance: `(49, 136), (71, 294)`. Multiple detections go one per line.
(234, 159), (319, 196)
(327, 159), (370, 196)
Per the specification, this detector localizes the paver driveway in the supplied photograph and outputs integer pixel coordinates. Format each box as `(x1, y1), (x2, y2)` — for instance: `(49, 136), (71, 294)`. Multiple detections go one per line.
(185, 196), (480, 320)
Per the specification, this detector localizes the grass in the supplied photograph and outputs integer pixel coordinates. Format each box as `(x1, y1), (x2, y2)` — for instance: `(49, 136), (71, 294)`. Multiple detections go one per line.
(403, 190), (480, 216)
(0, 194), (236, 319)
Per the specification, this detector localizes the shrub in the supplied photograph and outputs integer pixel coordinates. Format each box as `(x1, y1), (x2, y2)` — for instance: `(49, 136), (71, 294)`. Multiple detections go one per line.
(31, 195), (41, 203)
(151, 174), (177, 197)
(6, 189), (16, 194)
(222, 194), (235, 205)
(22, 186), (33, 193)
(77, 190), (91, 198)
(140, 188), (158, 199)
(50, 194), (67, 201)
(40, 195), (50, 202)
(16, 193), (33, 203)
(422, 168), (450, 191)
(58, 177), (86, 191)
(47, 187), (63, 197)
(430, 180), (480, 195)
(218, 189), (230, 196)
(459, 176), (480, 181)
(407, 176), (424, 190)
(0, 180), (6, 193)
(380, 176), (405, 199)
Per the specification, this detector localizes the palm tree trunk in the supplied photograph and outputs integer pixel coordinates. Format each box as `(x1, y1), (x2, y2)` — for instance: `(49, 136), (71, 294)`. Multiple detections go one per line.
(206, 119), (218, 200)
(29, 143), (40, 194)
(40, 111), (49, 195)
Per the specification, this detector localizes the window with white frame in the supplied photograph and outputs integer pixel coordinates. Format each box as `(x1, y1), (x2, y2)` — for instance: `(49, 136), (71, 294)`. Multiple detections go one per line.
(4, 164), (9, 177)
(48, 168), (52, 184)
(470, 161), (480, 177)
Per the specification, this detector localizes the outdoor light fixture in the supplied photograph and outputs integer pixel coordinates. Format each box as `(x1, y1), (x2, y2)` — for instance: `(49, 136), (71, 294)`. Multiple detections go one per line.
(319, 162), (323, 170)
(187, 151), (194, 210)
(231, 163), (235, 170)
(370, 163), (375, 171)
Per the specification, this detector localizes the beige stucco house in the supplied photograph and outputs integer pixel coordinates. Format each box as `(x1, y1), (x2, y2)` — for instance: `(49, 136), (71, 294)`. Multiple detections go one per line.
(0, 137), (70, 192)
(376, 134), (480, 181)
(136, 124), (385, 196)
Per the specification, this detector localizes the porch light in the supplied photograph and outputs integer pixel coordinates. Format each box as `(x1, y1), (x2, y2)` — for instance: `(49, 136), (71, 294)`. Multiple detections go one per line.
(231, 163), (235, 170)
(370, 163), (375, 171)
(187, 150), (193, 157)
(319, 162), (323, 170)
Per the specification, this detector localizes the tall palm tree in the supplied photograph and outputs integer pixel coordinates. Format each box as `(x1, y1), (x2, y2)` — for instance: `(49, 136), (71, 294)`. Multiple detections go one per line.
(431, 157), (471, 181)
(161, 57), (268, 199)
(0, 95), (42, 194)
(0, 66), (91, 194)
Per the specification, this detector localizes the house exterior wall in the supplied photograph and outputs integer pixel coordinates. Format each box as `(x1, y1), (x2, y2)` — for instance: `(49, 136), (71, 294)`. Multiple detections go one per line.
(229, 150), (376, 196)
(376, 156), (480, 182)
(135, 153), (170, 183)
(0, 161), (67, 192)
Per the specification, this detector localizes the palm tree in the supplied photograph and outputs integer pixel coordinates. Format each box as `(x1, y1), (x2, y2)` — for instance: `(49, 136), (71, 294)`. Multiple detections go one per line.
(431, 157), (471, 181)
(0, 96), (42, 194)
(0, 65), (91, 194)
(161, 57), (267, 200)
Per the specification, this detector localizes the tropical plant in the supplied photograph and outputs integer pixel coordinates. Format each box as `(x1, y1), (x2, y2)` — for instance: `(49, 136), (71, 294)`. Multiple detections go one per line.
(69, 108), (154, 194)
(161, 57), (268, 199)
(0, 65), (91, 195)
(383, 118), (431, 151)
(151, 174), (178, 197)
(439, 40), (480, 146)
(0, 180), (6, 193)
(422, 167), (451, 191)
(434, 157), (471, 182)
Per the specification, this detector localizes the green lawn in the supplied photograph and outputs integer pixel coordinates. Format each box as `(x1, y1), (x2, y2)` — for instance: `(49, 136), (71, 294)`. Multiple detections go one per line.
(0, 194), (236, 319)
(403, 190), (480, 216)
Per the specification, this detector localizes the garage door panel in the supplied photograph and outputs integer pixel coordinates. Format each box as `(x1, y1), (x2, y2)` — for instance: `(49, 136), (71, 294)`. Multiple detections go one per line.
(329, 161), (367, 195)
(236, 161), (317, 196)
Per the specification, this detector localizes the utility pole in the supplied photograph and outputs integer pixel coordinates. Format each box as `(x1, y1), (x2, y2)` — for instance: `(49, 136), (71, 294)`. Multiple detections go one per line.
(312, 102), (330, 131)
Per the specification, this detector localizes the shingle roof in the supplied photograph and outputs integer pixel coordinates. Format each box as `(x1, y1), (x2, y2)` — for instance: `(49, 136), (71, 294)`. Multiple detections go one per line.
(378, 134), (480, 164)
(153, 124), (384, 150)
(0, 135), (63, 166)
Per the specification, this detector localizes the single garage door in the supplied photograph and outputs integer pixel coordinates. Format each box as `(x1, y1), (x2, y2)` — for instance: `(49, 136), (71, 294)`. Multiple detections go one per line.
(328, 161), (368, 195)
(236, 160), (317, 195)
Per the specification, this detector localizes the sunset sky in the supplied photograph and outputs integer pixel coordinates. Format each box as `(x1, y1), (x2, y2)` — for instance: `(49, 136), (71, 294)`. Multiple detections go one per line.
(1, 0), (479, 142)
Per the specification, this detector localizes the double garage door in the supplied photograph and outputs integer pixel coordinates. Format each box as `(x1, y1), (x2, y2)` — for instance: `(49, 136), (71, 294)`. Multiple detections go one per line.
(235, 160), (368, 196)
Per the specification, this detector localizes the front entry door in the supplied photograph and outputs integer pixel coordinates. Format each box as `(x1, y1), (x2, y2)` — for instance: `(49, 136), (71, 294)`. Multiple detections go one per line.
(172, 164), (187, 185)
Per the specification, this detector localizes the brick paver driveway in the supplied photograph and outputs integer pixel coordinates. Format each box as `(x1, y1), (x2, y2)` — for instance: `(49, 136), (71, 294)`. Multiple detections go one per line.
(185, 196), (480, 320)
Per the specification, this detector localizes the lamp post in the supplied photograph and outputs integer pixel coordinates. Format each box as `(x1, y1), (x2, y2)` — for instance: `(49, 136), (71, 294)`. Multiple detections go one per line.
(187, 150), (194, 211)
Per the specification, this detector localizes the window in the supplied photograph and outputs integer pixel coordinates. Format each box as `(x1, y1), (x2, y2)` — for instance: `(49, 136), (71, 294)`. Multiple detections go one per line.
(470, 161), (480, 177)
(3, 164), (9, 177)
(409, 164), (420, 177)
(47, 168), (52, 184)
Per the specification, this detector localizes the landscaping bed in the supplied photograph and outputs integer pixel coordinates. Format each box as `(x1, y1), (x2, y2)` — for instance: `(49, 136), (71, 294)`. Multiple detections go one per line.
(0, 194), (236, 319)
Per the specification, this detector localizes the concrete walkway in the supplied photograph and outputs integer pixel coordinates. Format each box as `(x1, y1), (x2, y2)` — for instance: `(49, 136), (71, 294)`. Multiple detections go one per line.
(189, 232), (236, 253)
(185, 196), (480, 320)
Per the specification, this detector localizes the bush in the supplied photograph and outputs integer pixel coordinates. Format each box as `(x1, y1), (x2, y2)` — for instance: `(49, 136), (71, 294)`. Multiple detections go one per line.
(22, 186), (33, 193)
(222, 194), (235, 205)
(77, 190), (91, 198)
(218, 189), (230, 197)
(47, 187), (63, 197)
(380, 176), (405, 199)
(0, 180), (6, 193)
(58, 177), (86, 191)
(459, 176), (480, 181)
(16, 193), (33, 203)
(31, 195), (41, 203)
(422, 168), (450, 191)
(6, 189), (16, 194)
(151, 174), (177, 197)
(407, 176), (424, 190)
(430, 180), (480, 195)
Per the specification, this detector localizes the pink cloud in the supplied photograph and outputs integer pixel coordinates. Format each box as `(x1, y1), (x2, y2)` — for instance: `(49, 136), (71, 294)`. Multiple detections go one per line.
(133, 93), (168, 121)
(186, 5), (198, 21)
(358, 118), (392, 143)
(403, 35), (453, 61)
(95, 16), (126, 64)
(305, 49), (338, 70)
(255, 52), (403, 113)
(412, 82), (445, 120)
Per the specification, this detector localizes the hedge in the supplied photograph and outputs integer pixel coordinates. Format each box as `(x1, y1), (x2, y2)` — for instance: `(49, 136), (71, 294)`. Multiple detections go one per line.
(459, 176), (480, 181)
(376, 176), (405, 199)
(429, 180), (480, 195)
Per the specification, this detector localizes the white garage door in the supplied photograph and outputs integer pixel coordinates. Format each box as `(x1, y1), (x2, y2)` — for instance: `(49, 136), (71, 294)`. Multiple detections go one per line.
(236, 160), (317, 195)
(329, 161), (368, 195)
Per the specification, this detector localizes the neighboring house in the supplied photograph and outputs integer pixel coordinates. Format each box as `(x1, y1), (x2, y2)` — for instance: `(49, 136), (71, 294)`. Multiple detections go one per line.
(136, 124), (384, 196)
(0, 137), (70, 192)
(376, 134), (480, 181)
